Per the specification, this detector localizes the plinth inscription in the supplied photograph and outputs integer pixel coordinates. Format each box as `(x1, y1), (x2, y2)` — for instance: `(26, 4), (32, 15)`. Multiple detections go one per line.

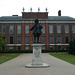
(34, 47), (40, 58)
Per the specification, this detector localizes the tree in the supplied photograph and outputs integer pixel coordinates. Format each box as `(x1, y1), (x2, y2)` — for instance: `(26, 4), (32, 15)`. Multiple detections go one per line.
(0, 33), (6, 50)
(68, 38), (75, 55)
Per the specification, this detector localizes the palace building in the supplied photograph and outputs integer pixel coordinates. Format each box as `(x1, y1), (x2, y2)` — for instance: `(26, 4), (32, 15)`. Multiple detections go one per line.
(0, 10), (75, 50)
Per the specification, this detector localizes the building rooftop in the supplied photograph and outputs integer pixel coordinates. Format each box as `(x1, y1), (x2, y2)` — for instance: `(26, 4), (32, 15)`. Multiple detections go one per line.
(0, 16), (22, 21)
(0, 16), (75, 21)
(48, 16), (75, 21)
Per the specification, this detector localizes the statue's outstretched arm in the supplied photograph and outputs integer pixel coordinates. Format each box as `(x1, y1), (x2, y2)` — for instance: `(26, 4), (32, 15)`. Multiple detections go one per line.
(29, 26), (34, 31)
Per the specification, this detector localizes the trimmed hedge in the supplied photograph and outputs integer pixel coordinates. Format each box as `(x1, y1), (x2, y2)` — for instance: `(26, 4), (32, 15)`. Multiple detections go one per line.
(0, 49), (67, 53)
(42, 49), (67, 53)
(68, 39), (75, 55)
(0, 50), (32, 53)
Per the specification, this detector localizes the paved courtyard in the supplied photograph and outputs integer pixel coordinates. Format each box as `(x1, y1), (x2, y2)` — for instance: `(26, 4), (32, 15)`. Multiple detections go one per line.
(0, 53), (75, 75)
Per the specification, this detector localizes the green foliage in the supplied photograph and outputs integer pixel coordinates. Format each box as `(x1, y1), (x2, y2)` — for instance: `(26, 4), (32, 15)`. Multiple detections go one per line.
(0, 49), (67, 53)
(42, 50), (67, 53)
(0, 33), (7, 50)
(68, 38), (75, 55)
(0, 50), (33, 53)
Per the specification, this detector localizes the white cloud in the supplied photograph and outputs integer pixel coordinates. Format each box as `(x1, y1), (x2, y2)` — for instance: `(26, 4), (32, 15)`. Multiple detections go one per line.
(0, 0), (75, 18)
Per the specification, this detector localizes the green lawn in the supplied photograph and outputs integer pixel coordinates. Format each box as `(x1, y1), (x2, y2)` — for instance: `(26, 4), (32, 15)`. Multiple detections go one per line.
(0, 53), (20, 64)
(50, 53), (75, 65)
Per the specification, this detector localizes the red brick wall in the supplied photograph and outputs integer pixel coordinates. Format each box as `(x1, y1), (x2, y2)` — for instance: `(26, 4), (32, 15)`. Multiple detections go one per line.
(45, 23), (49, 49)
(21, 23), (25, 50)
(22, 12), (48, 19)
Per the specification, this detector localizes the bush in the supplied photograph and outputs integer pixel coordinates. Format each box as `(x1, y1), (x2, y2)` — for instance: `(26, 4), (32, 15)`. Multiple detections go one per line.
(68, 39), (75, 55)
(0, 33), (7, 50)
(0, 49), (67, 53)
(0, 50), (33, 53)
(42, 49), (67, 53)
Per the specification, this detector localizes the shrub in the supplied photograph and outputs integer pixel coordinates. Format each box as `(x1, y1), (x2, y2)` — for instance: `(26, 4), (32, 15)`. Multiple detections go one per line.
(0, 50), (33, 53)
(0, 33), (7, 50)
(68, 39), (75, 55)
(0, 49), (67, 53)
(42, 49), (67, 53)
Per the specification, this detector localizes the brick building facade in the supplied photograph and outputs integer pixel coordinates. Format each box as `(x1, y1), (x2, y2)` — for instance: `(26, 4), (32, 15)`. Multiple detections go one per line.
(0, 11), (75, 50)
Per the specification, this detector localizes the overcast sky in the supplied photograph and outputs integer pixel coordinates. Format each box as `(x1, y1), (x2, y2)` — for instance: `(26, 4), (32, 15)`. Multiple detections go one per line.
(0, 0), (75, 18)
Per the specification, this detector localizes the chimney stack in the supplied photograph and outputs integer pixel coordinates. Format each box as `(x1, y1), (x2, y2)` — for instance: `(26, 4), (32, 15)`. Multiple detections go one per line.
(58, 10), (61, 16)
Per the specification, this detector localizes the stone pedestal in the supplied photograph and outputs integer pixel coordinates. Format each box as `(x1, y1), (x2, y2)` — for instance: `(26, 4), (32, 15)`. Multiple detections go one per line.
(25, 44), (49, 68)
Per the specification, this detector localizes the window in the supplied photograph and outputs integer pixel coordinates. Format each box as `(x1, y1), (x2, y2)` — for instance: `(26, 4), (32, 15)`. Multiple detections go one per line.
(57, 25), (61, 33)
(9, 47), (13, 50)
(49, 25), (53, 33)
(2, 26), (5, 34)
(72, 25), (75, 33)
(26, 46), (29, 50)
(18, 46), (21, 50)
(10, 37), (13, 44)
(58, 46), (61, 50)
(57, 37), (61, 44)
(25, 37), (29, 44)
(65, 36), (69, 43)
(65, 25), (69, 33)
(41, 36), (45, 44)
(42, 46), (45, 50)
(17, 37), (21, 44)
(42, 25), (45, 33)
(25, 25), (29, 34)
(17, 25), (21, 34)
(49, 37), (53, 44)
(50, 46), (53, 50)
(10, 25), (13, 34)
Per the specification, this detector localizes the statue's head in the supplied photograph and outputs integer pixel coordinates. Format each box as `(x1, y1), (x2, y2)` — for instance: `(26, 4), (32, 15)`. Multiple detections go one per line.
(35, 19), (39, 24)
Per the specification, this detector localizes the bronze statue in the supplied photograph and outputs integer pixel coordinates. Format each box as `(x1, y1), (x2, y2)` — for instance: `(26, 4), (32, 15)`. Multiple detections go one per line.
(29, 19), (43, 43)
